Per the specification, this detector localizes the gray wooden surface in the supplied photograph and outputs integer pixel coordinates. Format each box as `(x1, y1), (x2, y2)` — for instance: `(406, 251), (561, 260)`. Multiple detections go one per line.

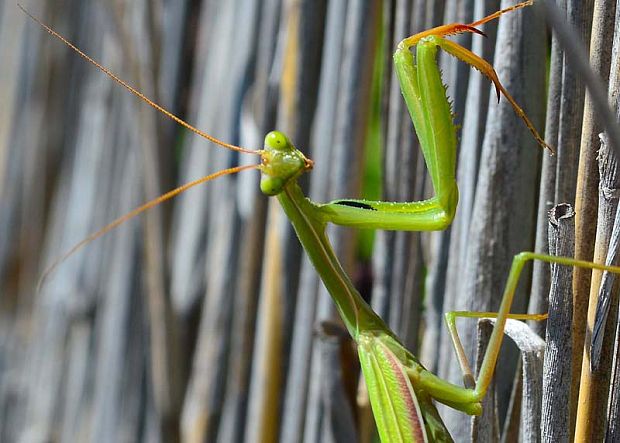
(541, 204), (575, 443)
(1, 0), (620, 441)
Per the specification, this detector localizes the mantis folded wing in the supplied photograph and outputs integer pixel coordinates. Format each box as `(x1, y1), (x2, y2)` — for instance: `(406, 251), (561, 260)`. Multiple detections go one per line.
(24, 0), (615, 441)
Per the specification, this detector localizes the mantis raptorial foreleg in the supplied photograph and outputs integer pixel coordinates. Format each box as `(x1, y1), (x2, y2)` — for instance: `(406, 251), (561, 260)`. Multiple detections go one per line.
(316, 0), (552, 232)
(23, 1), (589, 442)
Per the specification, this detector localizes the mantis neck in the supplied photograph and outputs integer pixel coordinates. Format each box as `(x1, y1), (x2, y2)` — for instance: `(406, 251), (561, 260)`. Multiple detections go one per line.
(277, 183), (390, 340)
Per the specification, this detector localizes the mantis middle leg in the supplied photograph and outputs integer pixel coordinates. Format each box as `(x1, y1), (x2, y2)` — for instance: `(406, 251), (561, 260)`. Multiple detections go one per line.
(435, 253), (620, 404)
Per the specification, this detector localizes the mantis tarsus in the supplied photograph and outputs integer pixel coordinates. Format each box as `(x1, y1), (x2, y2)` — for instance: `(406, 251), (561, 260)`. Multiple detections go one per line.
(22, 0), (620, 441)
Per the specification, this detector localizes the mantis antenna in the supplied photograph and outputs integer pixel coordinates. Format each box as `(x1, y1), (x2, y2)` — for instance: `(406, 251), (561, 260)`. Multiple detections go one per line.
(19, 5), (266, 290)
(37, 164), (260, 292)
(18, 4), (261, 156)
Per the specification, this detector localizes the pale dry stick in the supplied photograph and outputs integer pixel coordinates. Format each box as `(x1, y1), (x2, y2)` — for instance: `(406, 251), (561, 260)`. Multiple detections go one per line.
(215, 2), (280, 441)
(527, 0), (565, 336)
(575, 2), (620, 440)
(541, 2), (620, 437)
(110, 2), (180, 438)
(473, 318), (546, 442)
(542, 1), (620, 159)
(574, 0), (618, 262)
(602, 9), (620, 438)
(590, 134), (620, 372)
(21, 4), (120, 440)
(245, 0), (332, 441)
(607, 273), (620, 441)
(576, 131), (620, 439)
(588, 141), (620, 438)
(538, 3), (595, 431)
(568, 0), (620, 438)
(541, 203), (575, 443)
(180, 1), (270, 439)
(316, 322), (358, 442)
(472, 320), (499, 442)
(554, 6), (596, 422)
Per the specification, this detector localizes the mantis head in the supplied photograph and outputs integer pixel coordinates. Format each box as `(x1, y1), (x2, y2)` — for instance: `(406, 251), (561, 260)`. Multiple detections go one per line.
(260, 131), (314, 196)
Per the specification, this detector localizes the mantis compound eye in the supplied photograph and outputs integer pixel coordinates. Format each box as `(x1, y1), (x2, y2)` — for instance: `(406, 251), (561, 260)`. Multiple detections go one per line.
(260, 176), (285, 196)
(264, 131), (291, 151)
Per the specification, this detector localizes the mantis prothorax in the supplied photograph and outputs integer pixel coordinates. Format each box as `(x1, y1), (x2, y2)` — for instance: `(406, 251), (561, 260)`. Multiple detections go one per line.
(22, 1), (619, 441)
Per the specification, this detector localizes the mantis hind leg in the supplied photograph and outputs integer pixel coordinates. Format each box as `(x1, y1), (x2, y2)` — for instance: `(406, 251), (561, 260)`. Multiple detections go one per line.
(442, 252), (620, 402)
(444, 310), (548, 389)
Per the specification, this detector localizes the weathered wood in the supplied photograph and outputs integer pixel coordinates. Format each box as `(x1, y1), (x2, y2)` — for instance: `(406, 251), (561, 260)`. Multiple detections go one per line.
(541, 204), (575, 443)
(7, 0), (613, 441)
(528, 0), (565, 335)
(316, 322), (358, 443)
(473, 319), (545, 443)
(245, 0), (329, 440)
(499, 363), (523, 443)
(553, 0), (593, 205)
(570, 1), (619, 436)
(113, 1), (182, 438)
(590, 135), (620, 372)
(543, 2), (620, 158)
(216, 1), (276, 440)
(608, 341), (620, 441)
(19, 4), (159, 441)
(280, 1), (347, 440)
(473, 321), (500, 443)
(0, 1), (54, 436)
(546, 7), (596, 418)
(604, 8), (620, 438)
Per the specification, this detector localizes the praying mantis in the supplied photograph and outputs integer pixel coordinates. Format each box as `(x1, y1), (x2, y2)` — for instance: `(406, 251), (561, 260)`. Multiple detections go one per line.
(21, 0), (620, 441)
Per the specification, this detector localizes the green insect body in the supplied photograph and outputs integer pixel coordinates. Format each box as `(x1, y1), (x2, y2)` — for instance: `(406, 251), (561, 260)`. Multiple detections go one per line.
(28, 1), (619, 441)
(254, 2), (560, 441)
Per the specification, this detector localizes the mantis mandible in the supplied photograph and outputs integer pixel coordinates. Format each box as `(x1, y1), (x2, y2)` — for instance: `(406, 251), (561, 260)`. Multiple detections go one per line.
(22, 1), (620, 441)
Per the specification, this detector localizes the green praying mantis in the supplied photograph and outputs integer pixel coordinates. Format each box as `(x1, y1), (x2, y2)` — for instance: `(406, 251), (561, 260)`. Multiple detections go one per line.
(22, 0), (620, 441)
